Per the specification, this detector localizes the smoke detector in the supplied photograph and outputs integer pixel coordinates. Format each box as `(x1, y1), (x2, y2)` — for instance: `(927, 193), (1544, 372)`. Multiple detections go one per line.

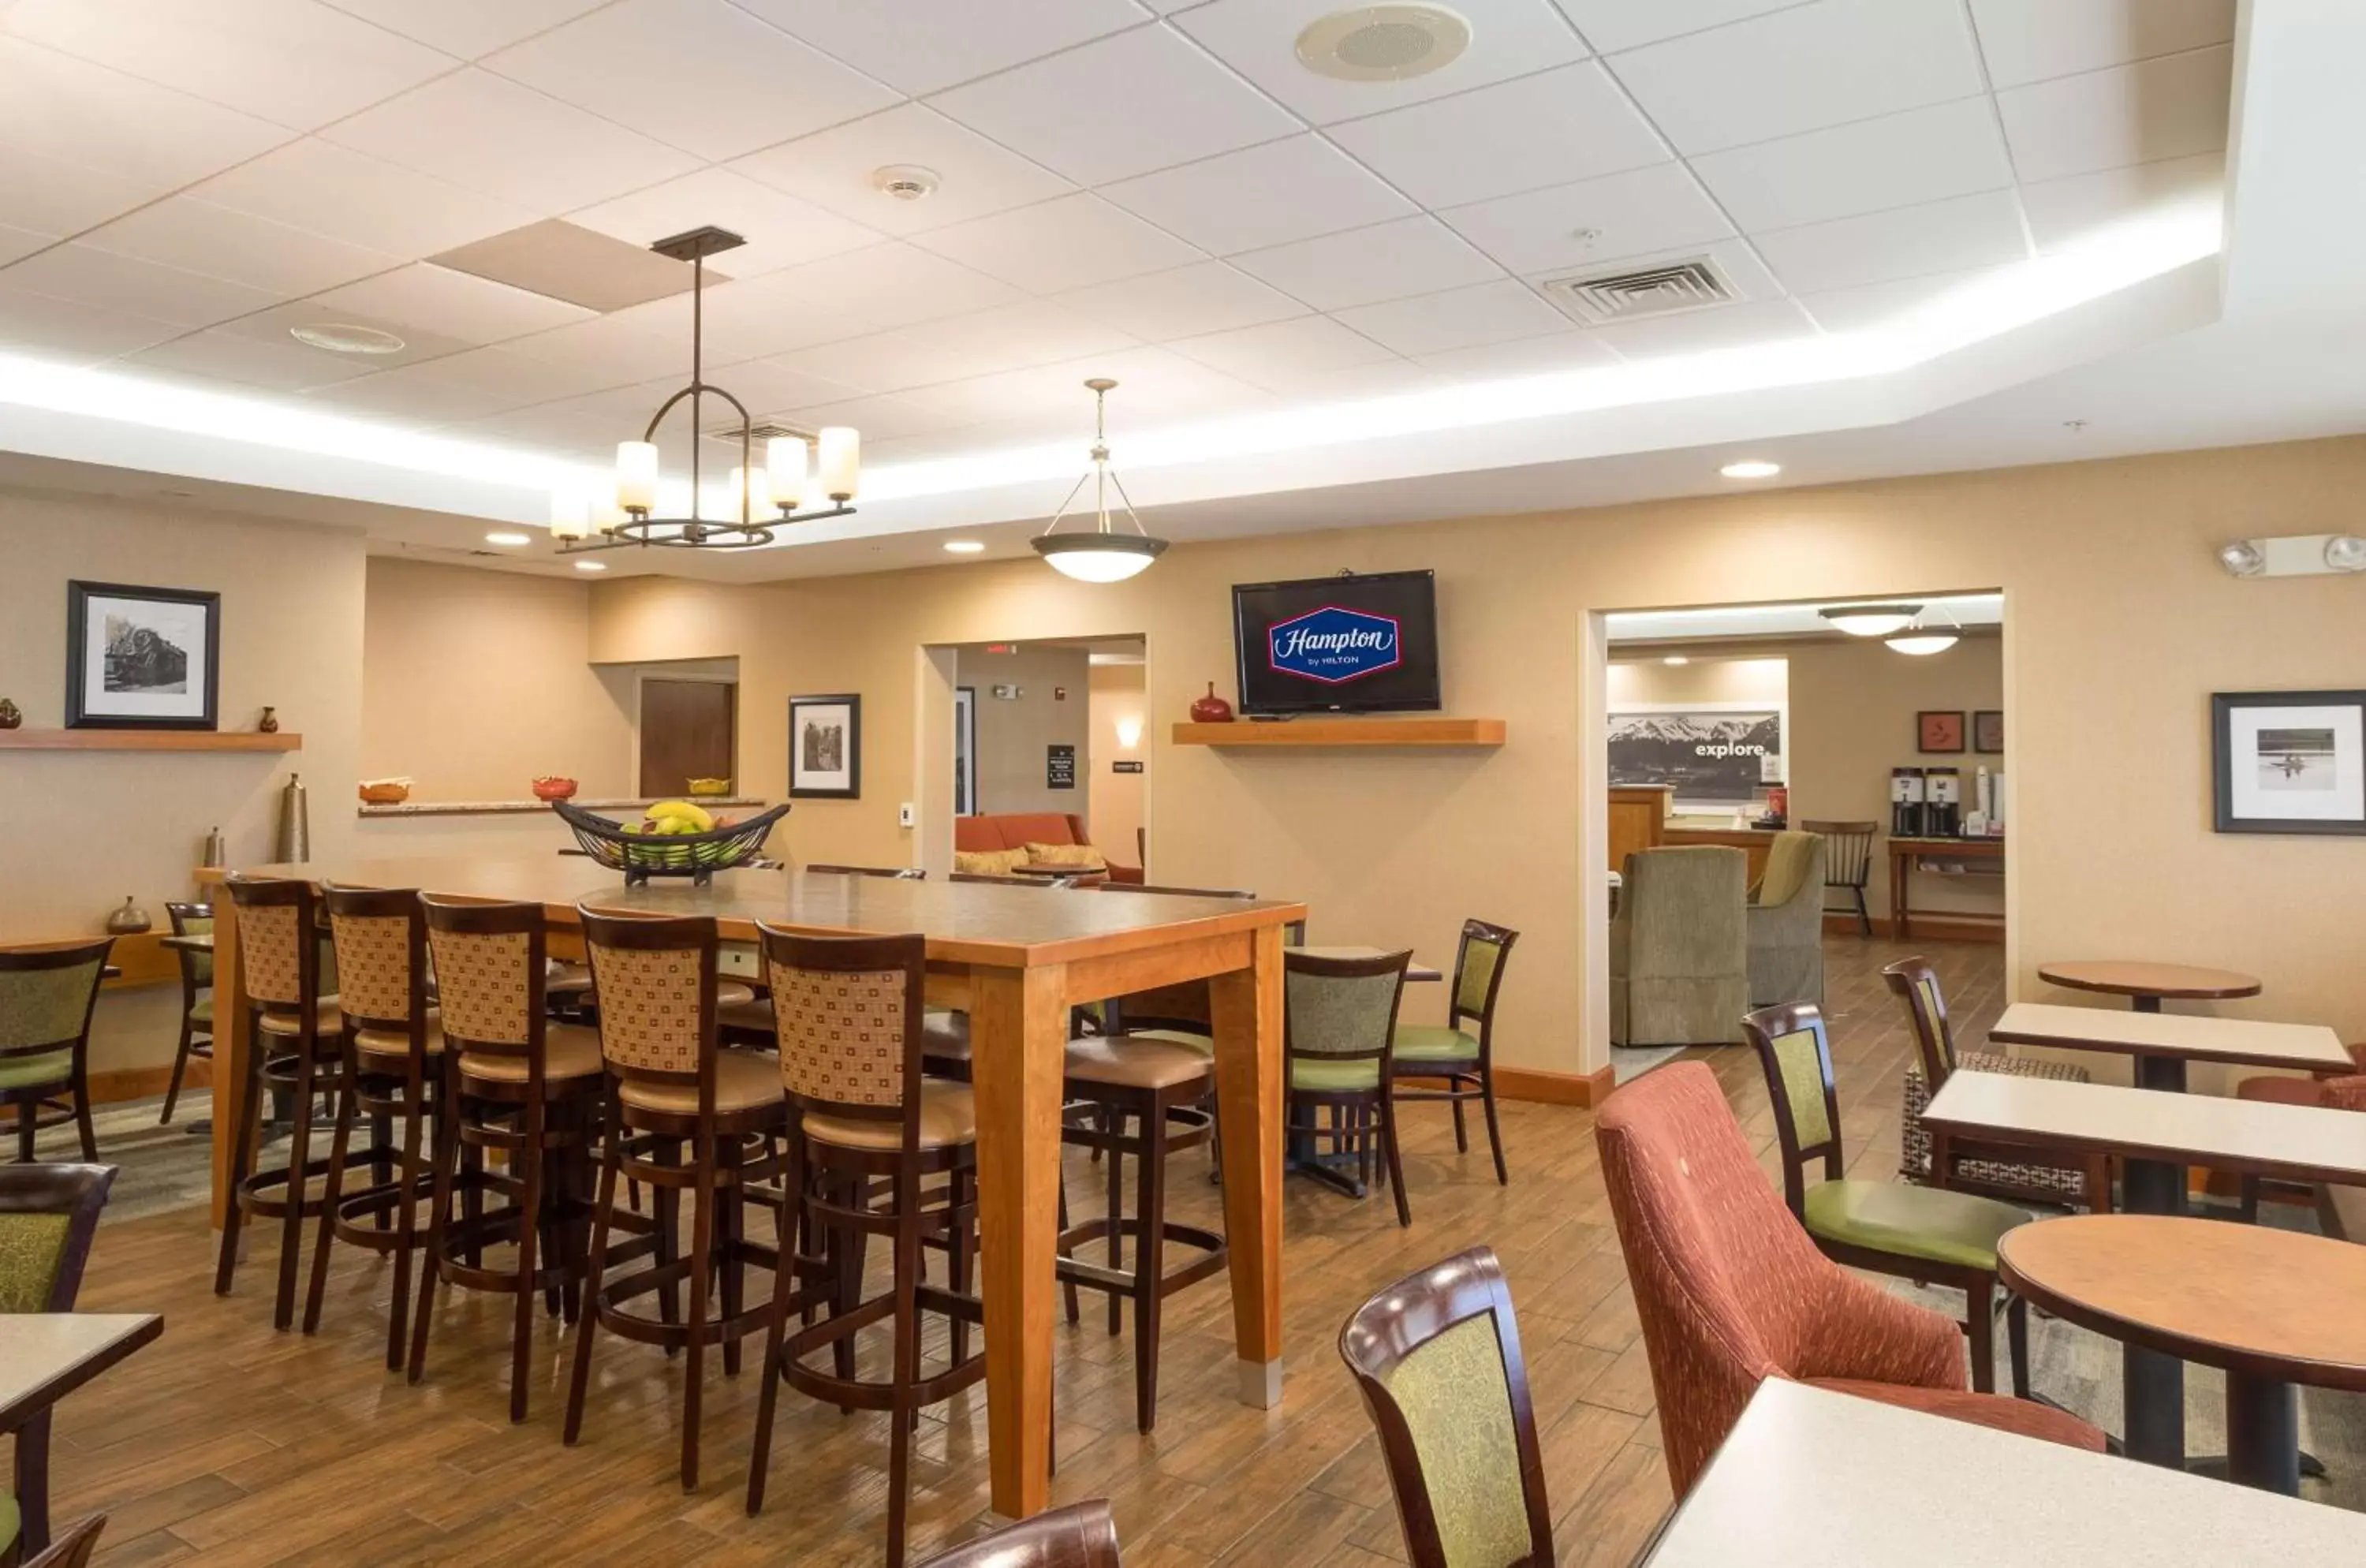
(289, 322), (405, 355)
(1297, 5), (1471, 83)
(871, 165), (941, 202)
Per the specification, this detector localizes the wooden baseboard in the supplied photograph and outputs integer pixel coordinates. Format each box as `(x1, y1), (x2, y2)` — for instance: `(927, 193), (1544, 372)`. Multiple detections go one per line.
(1821, 913), (2005, 945)
(87, 1060), (211, 1107)
(1494, 1064), (1617, 1108)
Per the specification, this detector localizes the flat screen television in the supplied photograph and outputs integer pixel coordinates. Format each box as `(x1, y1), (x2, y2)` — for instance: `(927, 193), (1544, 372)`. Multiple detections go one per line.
(1231, 569), (1441, 716)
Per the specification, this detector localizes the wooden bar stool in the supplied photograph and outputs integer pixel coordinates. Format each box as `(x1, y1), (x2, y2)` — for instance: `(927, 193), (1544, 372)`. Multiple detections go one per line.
(301, 886), (444, 1370)
(415, 895), (608, 1417)
(745, 928), (984, 1568)
(565, 909), (789, 1490)
(159, 901), (214, 1126)
(215, 876), (350, 1330)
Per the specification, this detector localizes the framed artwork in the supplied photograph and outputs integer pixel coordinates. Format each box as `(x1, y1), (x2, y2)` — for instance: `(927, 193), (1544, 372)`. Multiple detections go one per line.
(789, 693), (861, 800)
(66, 580), (220, 730)
(1606, 702), (1785, 808)
(2213, 689), (2366, 835)
(1973, 709), (2006, 754)
(1917, 710), (1966, 754)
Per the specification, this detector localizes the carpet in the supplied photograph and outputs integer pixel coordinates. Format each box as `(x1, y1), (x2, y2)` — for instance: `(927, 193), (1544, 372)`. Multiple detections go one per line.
(22, 1092), (222, 1223)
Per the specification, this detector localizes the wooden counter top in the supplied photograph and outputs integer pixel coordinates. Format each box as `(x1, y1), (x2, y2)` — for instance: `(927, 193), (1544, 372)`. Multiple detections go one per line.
(357, 796), (764, 819)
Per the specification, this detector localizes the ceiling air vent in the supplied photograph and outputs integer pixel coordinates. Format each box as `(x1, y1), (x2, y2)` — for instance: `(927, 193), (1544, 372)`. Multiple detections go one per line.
(1539, 257), (1735, 325)
(704, 422), (810, 448)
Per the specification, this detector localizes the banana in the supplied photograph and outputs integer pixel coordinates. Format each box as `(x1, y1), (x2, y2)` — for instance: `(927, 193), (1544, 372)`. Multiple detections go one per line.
(645, 800), (716, 832)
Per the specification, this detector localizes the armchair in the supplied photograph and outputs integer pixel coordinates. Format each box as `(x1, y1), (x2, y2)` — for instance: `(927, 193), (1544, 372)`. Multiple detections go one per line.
(1609, 846), (1748, 1047)
(1746, 831), (1825, 1007)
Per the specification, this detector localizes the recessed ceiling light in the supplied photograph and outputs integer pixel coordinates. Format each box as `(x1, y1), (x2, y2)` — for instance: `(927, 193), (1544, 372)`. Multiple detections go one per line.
(289, 322), (405, 356)
(1662, 655), (1689, 666)
(1720, 459), (1782, 480)
(573, 559), (607, 573)
(942, 539), (986, 554)
(1297, 4), (1471, 83)
(872, 164), (941, 202)
(484, 530), (532, 547)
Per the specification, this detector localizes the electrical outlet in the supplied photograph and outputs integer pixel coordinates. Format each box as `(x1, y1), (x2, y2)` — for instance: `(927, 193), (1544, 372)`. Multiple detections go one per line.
(898, 802), (915, 828)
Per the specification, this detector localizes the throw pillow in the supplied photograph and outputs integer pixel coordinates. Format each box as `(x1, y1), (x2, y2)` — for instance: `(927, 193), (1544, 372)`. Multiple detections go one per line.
(1025, 842), (1106, 871)
(953, 848), (1029, 876)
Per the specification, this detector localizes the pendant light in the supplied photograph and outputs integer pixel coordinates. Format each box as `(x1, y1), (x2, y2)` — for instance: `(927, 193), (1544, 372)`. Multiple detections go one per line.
(1884, 602), (1962, 655)
(1032, 378), (1168, 583)
(1818, 603), (1923, 637)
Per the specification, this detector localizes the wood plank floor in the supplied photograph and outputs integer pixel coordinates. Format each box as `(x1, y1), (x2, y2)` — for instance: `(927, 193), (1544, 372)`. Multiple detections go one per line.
(49, 936), (1998, 1566)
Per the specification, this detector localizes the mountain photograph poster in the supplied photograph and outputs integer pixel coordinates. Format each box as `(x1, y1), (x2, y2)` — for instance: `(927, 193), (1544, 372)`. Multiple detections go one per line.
(1607, 704), (1784, 805)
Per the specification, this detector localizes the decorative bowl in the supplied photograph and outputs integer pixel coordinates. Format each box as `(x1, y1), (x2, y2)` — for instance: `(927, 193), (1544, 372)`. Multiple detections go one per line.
(686, 777), (733, 797)
(532, 776), (579, 801)
(358, 778), (412, 805)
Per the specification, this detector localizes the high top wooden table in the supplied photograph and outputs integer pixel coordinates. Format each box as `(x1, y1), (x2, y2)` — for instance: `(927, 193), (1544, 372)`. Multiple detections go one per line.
(204, 857), (1305, 1521)
(2000, 1215), (2366, 1495)
(2038, 961), (2262, 1014)
(1988, 1002), (2353, 1093)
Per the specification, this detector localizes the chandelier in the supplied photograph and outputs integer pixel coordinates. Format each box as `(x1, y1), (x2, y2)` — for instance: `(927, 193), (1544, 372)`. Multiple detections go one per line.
(1032, 378), (1169, 582)
(549, 226), (858, 553)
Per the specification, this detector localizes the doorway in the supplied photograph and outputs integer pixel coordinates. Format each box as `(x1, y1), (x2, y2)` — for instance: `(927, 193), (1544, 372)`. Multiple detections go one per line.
(639, 678), (736, 797)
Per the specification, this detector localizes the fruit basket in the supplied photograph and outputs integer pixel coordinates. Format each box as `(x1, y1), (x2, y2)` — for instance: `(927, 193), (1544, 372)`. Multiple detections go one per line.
(553, 799), (790, 887)
(358, 777), (412, 805)
(686, 776), (732, 797)
(532, 775), (579, 801)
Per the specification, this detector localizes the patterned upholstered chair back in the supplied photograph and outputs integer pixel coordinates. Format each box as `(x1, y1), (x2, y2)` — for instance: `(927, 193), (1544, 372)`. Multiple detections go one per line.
(1284, 948), (1411, 1072)
(421, 896), (547, 1070)
(1880, 957), (1957, 1091)
(166, 902), (214, 989)
(324, 885), (426, 1036)
(0, 1163), (114, 1315)
(757, 927), (926, 1136)
(1741, 1002), (1845, 1217)
(227, 875), (327, 1020)
(580, 908), (717, 1091)
(1338, 1246), (1553, 1568)
(0, 940), (114, 1083)
(1448, 919), (1519, 1040)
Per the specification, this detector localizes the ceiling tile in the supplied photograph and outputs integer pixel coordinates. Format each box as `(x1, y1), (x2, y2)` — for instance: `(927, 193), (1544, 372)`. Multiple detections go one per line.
(308, 263), (595, 343)
(659, 274), (875, 361)
(323, 68), (703, 213)
(1267, 358), (1454, 402)
(124, 327), (388, 391)
(0, 286), (185, 362)
(768, 243), (1021, 329)
(483, 0), (897, 162)
(1438, 163), (1732, 276)
(183, 138), (539, 260)
(898, 301), (1139, 375)
(1606, 0), (1985, 155)
(1413, 330), (1620, 381)
(1, 0), (456, 130)
(0, 147), (171, 242)
(905, 345), (1253, 425)
(502, 308), (702, 388)
(689, 357), (868, 423)
(1166, 315), (1397, 391)
(1177, 0), (1590, 125)
(77, 198), (402, 297)
(317, 0), (616, 59)
(1326, 62), (1668, 209)
(569, 169), (880, 278)
(731, 103), (1075, 237)
(0, 244), (285, 327)
(0, 224), (50, 268)
(778, 392), (971, 442)
(1230, 215), (1502, 311)
(1995, 44), (2231, 184)
(774, 329), (1010, 394)
(1792, 263), (2027, 333)
(1692, 97), (2013, 233)
(911, 194), (1202, 293)
(2017, 151), (2222, 256)
(0, 35), (293, 189)
(1333, 278), (1572, 357)
(1100, 136), (1414, 256)
(731, 0), (1148, 96)
(927, 25), (1299, 186)
(1751, 189), (2028, 294)
(1586, 297), (1820, 360)
(1549, 0), (1798, 54)
(305, 344), (594, 421)
(1051, 261), (1307, 340)
(1969, 0), (2235, 90)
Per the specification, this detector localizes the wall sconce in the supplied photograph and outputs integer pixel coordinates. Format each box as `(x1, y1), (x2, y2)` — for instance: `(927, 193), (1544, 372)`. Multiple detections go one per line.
(1115, 715), (1144, 749)
(2218, 534), (2366, 578)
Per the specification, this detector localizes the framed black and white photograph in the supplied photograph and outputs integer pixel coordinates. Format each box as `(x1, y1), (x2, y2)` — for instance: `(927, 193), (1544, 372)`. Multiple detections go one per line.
(2213, 689), (2366, 835)
(1607, 704), (1784, 808)
(789, 693), (861, 800)
(66, 580), (219, 730)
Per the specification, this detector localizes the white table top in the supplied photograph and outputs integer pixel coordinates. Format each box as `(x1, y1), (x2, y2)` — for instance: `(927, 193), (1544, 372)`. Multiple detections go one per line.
(1644, 1379), (2366, 1566)
(1991, 1002), (2354, 1073)
(0, 1314), (161, 1429)
(1921, 1072), (2366, 1187)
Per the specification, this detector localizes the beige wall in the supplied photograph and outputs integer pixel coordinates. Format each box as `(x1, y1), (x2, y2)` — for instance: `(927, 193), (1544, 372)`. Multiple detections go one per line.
(1088, 662), (1148, 864)
(363, 556), (633, 801)
(951, 642), (1091, 819)
(585, 435), (2366, 1083)
(1607, 656), (1789, 710)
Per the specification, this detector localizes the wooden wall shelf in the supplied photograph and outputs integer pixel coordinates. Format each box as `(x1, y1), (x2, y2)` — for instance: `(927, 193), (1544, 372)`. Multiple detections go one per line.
(1171, 718), (1506, 749)
(0, 730), (300, 752)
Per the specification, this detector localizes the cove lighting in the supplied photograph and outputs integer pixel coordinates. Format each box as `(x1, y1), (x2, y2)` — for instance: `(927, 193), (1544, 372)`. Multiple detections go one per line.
(1719, 460), (1781, 480)
(942, 539), (986, 554)
(484, 530), (532, 547)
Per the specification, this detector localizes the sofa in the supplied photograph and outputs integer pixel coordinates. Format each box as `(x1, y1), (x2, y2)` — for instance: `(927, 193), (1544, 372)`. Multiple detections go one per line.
(1609, 846), (1749, 1047)
(1746, 830), (1826, 1007)
(954, 812), (1141, 882)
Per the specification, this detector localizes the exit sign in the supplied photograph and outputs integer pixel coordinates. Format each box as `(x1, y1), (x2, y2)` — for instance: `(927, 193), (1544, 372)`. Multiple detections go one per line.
(983, 643), (1019, 654)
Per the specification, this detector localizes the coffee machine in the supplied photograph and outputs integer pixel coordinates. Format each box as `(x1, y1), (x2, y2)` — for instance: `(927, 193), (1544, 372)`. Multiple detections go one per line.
(1924, 767), (1962, 838)
(1890, 767), (1926, 837)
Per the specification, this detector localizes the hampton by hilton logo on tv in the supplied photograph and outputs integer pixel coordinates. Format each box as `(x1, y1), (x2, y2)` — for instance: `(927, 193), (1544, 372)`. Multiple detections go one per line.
(1267, 605), (1401, 684)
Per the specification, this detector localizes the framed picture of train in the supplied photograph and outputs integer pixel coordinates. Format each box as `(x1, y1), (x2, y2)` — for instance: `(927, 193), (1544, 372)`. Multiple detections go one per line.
(66, 580), (221, 730)
(2213, 689), (2366, 835)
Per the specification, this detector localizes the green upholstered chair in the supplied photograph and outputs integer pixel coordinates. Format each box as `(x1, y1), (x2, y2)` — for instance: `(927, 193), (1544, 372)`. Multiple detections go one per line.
(0, 941), (110, 1166)
(1745, 831), (1826, 1007)
(1741, 1002), (2033, 1397)
(1285, 948), (1413, 1226)
(160, 902), (215, 1126)
(1608, 846), (1748, 1047)
(1338, 1246), (1553, 1568)
(0, 1163), (117, 1564)
(1390, 920), (1519, 1186)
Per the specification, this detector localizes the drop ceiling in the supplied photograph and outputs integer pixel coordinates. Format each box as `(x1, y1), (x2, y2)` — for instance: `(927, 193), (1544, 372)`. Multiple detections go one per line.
(0, 0), (2345, 582)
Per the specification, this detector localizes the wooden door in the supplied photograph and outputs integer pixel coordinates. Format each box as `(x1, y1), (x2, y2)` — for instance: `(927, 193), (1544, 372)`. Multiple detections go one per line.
(640, 679), (736, 797)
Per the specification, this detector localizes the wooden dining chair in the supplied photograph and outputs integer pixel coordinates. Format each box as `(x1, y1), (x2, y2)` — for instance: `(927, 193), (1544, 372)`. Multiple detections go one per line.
(0, 1164), (114, 1561)
(1800, 819), (1877, 935)
(0, 941), (110, 1167)
(1338, 1247), (1553, 1568)
(1390, 919), (1518, 1186)
(1286, 948), (1415, 1226)
(18, 1511), (103, 1568)
(915, 1501), (1123, 1567)
(159, 901), (215, 1125)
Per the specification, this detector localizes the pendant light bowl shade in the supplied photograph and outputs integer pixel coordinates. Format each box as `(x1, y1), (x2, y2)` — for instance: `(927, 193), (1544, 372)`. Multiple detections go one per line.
(1819, 603), (1922, 637)
(1032, 532), (1167, 582)
(1884, 632), (1961, 655)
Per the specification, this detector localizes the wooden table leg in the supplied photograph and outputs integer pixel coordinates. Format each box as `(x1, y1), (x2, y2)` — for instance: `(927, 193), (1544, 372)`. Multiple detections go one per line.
(968, 960), (1069, 1520)
(1207, 923), (1285, 1409)
(207, 884), (249, 1232)
(1890, 847), (1909, 942)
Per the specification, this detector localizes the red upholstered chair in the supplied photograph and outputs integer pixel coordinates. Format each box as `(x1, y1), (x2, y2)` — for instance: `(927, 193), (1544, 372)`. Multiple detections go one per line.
(1593, 1062), (2103, 1497)
(2236, 1049), (2366, 1219)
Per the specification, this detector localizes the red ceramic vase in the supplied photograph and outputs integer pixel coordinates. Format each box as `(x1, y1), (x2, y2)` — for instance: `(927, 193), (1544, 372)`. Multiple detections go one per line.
(1189, 682), (1235, 723)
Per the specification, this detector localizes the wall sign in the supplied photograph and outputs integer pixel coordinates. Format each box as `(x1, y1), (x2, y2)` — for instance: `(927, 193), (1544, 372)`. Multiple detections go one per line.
(1607, 704), (1784, 806)
(1267, 604), (1401, 685)
(1047, 743), (1077, 790)
(1111, 760), (1144, 775)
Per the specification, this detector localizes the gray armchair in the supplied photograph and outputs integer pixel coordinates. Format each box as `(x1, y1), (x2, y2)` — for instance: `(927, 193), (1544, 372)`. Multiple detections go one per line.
(1747, 831), (1827, 1008)
(1610, 846), (1749, 1047)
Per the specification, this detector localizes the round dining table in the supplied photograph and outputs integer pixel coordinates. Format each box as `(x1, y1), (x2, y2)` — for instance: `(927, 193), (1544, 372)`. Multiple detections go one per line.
(1998, 1214), (2366, 1495)
(2037, 961), (2262, 1014)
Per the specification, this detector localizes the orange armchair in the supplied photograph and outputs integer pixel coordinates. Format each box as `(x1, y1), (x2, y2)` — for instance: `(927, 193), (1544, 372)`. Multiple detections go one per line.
(1594, 1062), (2103, 1496)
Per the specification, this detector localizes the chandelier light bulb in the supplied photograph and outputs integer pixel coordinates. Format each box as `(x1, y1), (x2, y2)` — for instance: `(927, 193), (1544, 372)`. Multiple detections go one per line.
(549, 489), (594, 541)
(615, 441), (659, 513)
(767, 436), (808, 507)
(819, 427), (860, 502)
